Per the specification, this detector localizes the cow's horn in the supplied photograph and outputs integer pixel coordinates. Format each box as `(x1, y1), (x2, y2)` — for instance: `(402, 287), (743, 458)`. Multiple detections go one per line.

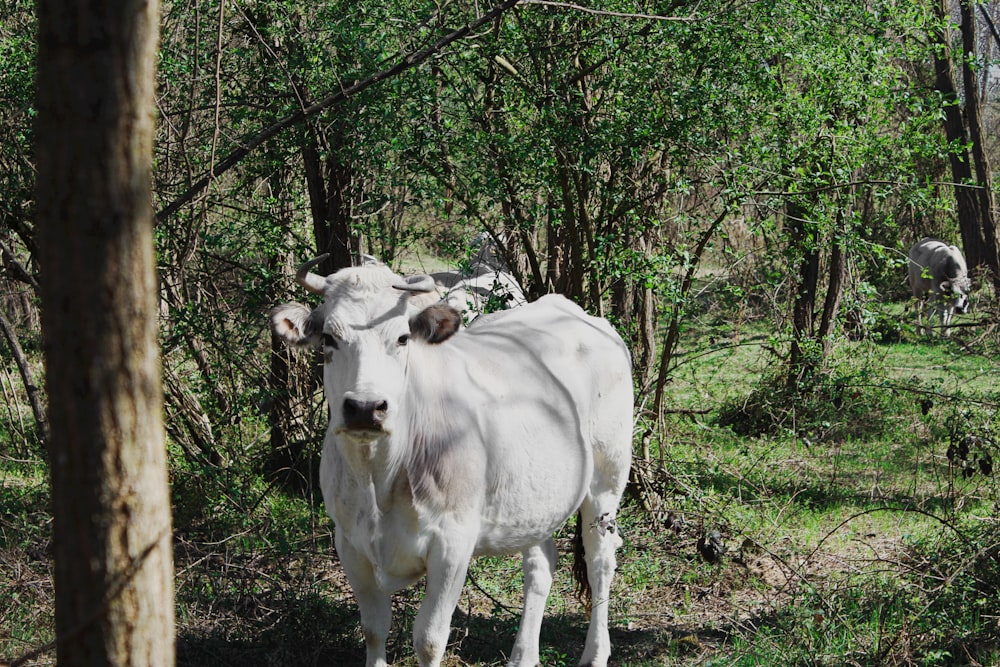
(295, 254), (330, 294)
(393, 275), (437, 294)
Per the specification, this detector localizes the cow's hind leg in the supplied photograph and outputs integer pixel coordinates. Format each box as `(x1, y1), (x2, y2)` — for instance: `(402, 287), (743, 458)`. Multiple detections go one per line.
(576, 493), (626, 667)
(508, 538), (558, 667)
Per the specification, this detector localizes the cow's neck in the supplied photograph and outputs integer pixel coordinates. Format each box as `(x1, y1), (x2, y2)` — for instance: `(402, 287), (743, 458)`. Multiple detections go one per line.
(339, 433), (407, 515)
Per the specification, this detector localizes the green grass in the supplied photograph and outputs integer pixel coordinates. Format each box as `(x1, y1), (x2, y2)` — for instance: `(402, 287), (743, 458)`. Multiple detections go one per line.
(632, 295), (1000, 667)
(2, 295), (999, 666)
(0, 459), (54, 661)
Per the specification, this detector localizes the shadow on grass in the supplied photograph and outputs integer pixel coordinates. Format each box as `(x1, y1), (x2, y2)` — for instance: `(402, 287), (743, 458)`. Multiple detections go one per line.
(176, 591), (675, 666)
(176, 590), (365, 666)
(457, 610), (688, 665)
(687, 458), (962, 517)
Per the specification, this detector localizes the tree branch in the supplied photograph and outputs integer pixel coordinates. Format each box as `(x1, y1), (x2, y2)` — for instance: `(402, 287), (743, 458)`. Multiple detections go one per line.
(156, 0), (524, 223)
(520, 0), (697, 21)
(979, 4), (1000, 51)
(0, 307), (47, 449)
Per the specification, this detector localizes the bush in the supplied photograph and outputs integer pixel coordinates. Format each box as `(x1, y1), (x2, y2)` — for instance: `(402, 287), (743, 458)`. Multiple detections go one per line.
(716, 355), (899, 441)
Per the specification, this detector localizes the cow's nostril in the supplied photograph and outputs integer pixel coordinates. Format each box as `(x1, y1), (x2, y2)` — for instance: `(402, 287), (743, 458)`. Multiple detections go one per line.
(343, 398), (388, 429)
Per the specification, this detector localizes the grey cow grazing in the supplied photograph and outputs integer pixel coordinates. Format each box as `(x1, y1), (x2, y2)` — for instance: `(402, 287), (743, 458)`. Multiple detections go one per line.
(908, 237), (970, 336)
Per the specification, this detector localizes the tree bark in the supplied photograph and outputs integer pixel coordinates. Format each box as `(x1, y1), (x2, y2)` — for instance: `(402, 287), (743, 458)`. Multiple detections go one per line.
(960, 0), (1000, 290)
(932, 0), (989, 272)
(36, 0), (175, 662)
(787, 201), (820, 389)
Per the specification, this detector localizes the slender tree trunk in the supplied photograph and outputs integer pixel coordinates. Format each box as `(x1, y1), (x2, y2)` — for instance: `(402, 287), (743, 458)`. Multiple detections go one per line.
(266, 251), (319, 490)
(787, 201), (820, 389)
(36, 0), (175, 662)
(652, 210), (727, 419)
(302, 122), (356, 272)
(0, 308), (48, 449)
(818, 229), (846, 359)
(554, 155), (585, 303)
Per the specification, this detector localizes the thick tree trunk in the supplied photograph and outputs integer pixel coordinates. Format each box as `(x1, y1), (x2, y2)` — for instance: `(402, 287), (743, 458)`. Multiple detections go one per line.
(960, 0), (1000, 290)
(933, 0), (989, 272)
(35, 0), (175, 662)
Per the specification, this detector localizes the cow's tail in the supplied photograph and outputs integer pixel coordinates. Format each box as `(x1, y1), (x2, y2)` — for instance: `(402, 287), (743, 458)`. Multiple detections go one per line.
(572, 512), (592, 609)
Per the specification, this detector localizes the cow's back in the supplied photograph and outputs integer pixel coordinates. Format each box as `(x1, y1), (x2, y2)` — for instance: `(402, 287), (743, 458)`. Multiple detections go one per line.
(908, 237), (969, 296)
(410, 294), (633, 554)
(459, 294), (631, 416)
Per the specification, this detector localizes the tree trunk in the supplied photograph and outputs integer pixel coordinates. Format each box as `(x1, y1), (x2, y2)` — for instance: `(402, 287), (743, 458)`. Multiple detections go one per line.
(787, 201), (820, 389)
(933, 0), (989, 272)
(652, 210), (727, 419)
(302, 121), (357, 273)
(35, 0), (175, 661)
(266, 166), (321, 490)
(960, 0), (1000, 290)
(818, 229), (846, 359)
(0, 307), (48, 449)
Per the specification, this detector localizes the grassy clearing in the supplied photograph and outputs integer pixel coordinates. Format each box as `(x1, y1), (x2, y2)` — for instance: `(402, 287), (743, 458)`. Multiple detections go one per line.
(639, 295), (1000, 666)
(1, 296), (999, 666)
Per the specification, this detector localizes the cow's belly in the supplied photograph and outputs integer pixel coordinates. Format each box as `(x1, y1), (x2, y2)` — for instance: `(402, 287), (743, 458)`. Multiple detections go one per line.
(473, 430), (590, 555)
(473, 511), (576, 556)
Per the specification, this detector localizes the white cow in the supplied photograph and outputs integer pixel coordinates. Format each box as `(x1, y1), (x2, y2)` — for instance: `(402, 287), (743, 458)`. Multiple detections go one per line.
(270, 257), (633, 667)
(431, 233), (526, 321)
(908, 237), (971, 336)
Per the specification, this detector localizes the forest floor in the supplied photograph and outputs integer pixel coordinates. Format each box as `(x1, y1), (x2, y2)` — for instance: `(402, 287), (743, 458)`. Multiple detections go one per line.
(2, 298), (999, 666)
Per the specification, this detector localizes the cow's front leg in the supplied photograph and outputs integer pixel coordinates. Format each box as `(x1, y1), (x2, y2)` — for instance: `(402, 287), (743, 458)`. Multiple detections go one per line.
(413, 534), (475, 667)
(940, 303), (954, 336)
(336, 532), (392, 667)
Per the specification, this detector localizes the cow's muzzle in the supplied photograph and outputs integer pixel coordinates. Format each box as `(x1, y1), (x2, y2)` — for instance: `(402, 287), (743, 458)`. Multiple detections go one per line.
(342, 397), (388, 431)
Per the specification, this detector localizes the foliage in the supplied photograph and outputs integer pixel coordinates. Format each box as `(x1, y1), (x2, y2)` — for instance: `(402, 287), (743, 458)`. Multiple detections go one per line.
(6, 0), (1000, 663)
(716, 361), (899, 441)
(0, 0), (35, 250)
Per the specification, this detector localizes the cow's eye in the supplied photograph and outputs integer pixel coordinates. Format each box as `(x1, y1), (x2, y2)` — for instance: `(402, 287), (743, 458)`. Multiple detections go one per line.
(322, 333), (339, 350)
(397, 333), (410, 346)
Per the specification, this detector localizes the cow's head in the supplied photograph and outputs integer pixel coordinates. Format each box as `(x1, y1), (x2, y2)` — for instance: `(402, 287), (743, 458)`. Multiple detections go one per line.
(270, 256), (462, 440)
(940, 278), (971, 314)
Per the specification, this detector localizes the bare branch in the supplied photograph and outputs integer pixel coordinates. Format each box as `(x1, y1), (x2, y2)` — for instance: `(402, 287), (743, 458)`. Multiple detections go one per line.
(520, 0), (698, 21)
(0, 238), (39, 291)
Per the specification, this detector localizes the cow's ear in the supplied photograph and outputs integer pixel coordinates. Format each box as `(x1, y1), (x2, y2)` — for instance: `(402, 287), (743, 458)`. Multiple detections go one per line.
(270, 303), (315, 347)
(410, 304), (462, 344)
(940, 280), (952, 291)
